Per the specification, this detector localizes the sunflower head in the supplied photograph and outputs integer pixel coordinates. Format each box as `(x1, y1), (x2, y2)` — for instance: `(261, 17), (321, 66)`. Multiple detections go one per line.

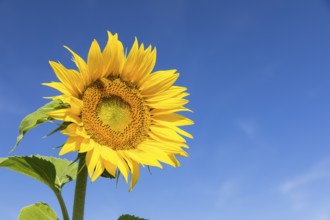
(44, 31), (193, 190)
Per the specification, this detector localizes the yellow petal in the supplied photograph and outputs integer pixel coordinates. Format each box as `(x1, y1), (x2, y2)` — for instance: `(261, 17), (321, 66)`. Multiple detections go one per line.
(153, 113), (194, 126)
(120, 152), (133, 172)
(49, 61), (81, 97)
(125, 150), (163, 168)
(158, 141), (185, 153)
(122, 38), (156, 86)
(79, 138), (94, 153)
(86, 147), (101, 178)
(150, 125), (186, 143)
(88, 39), (103, 81)
(64, 69), (85, 95)
(140, 70), (178, 96)
(141, 140), (186, 155)
(64, 46), (89, 86)
(168, 154), (181, 166)
(151, 107), (192, 116)
(48, 109), (82, 125)
(147, 98), (189, 110)
(59, 136), (81, 155)
(91, 160), (104, 182)
(140, 144), (177, 167)
(145, 86), (187, 103)
(120, 38), (137, 80)
(42, 82), (72, 96)
(151, 121), (193, 139)
(62, 123), (89, 139)
(61, 123), (79, 136)
(100, 147), (117, 163)
(177, 150), (189, 157)
(129, 160), (140, 191)
(116, 155), (129, 183)
(171, 126), (193, 139)
(103, 32), (125, 77)
(55, 95), (83, 116)
(100, 147), (129, 182)
(103, 159), (117, 177)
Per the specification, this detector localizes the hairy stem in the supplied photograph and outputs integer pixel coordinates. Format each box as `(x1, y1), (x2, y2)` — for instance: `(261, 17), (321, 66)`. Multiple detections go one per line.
(72, 156), (88, 220)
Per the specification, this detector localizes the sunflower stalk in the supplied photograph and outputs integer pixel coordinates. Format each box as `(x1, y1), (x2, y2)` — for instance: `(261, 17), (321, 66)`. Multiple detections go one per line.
(72, 155), (88, 220)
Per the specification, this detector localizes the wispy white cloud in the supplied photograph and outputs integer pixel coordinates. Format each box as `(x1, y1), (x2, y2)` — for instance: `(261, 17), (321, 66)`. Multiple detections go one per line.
(235, 119), (257, 139)
(215, 179), (240, 207)
(316, 213), (330, 220)
(279, 158), (330, 194)
(278, 157), (330, 219)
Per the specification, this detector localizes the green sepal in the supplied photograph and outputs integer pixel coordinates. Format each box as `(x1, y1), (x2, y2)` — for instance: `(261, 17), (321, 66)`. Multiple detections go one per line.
(19, 202), (58, 220)
(116, 169), (121, 187)
(117, 214), (147, 220)
(147, 166), (152, 175)
(44, 121), (71, 138)
(101, 169), (116, 179)
(52, 144), (64, 150)
(0, 155), (77, 193)
(12, 99), (69, 152)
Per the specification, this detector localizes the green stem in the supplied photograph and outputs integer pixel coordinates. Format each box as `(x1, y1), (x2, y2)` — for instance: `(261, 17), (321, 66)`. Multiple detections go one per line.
(55, 190), (70, 220)
(72, 155), (88, 220)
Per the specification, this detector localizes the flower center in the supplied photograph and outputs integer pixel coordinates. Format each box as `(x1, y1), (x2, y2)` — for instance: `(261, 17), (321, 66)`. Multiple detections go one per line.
(97, 96), (132, 132)
(81, 77), (150, 150)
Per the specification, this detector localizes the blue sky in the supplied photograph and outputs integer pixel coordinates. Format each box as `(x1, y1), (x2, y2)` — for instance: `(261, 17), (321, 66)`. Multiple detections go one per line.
(1, 0), (330, 219)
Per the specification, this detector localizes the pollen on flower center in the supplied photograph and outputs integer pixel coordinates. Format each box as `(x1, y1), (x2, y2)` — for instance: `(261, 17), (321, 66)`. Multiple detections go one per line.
(82, 77), (150, 150)
(97, 96), (132, 132)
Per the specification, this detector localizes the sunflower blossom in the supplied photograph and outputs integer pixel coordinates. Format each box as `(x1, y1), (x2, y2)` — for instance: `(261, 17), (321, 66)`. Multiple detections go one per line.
(44, 31), (193, 190)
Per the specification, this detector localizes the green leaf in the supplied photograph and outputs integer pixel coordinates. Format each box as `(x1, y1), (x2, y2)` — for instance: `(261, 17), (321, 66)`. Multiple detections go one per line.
(0, 156), (77, 192)
(13, 99), (69, 152)
(117, 214), (147, 220)
(19, 202), (58, 220)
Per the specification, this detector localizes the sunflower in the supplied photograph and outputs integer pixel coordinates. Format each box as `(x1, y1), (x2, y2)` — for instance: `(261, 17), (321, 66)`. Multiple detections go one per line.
(44, 31), (193, 190)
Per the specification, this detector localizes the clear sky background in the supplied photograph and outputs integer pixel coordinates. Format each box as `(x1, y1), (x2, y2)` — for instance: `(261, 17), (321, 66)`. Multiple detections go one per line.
(1, 0), (330, 220)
